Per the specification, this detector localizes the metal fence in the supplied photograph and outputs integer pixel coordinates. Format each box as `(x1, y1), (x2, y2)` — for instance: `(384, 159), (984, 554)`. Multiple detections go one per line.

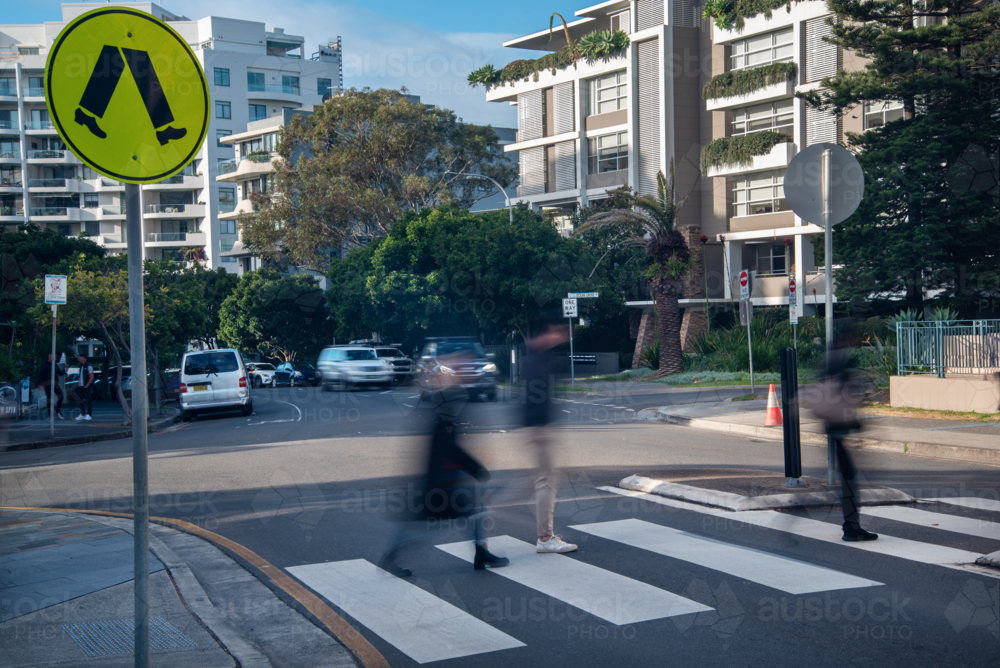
(897, 320), (1000, 377)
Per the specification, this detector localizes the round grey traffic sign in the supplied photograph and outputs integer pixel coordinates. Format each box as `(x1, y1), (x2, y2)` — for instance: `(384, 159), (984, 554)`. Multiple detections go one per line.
(783, 143), (864, 225)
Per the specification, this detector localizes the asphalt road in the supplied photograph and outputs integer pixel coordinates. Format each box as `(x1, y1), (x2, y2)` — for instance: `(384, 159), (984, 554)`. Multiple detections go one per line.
(1, 383), (998, 667)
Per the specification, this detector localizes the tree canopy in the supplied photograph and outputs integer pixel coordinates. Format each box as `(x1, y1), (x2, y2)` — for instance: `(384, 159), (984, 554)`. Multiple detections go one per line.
(240, 88), (517, 274)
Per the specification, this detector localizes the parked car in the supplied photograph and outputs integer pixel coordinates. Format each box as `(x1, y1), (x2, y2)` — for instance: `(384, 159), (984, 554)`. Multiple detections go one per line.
(372, 346), (413, 384)
(246, 363), (276, 388)
(414, 337), (497, 401)
(272, 361), (321, 387)
(161, 369), (181, 402)
(179, 349), (252, 421)
(316, 346), (393, 390)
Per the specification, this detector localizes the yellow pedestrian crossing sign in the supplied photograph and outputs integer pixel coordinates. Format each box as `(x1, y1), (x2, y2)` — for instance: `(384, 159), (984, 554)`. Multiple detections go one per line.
(45, 7), (209, 184)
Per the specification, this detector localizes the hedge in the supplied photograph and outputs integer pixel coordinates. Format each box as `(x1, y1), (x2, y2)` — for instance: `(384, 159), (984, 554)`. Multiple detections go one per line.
(702, 62), (797, 100)
(700, 131), (792, 175)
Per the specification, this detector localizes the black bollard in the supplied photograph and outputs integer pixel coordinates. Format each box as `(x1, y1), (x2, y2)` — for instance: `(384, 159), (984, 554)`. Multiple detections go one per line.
(780, 348), (806, 488)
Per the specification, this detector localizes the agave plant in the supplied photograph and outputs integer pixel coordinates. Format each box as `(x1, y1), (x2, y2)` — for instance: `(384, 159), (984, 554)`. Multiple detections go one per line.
(887, 308), (923, 326)
(467, 64), (499, 89)
(928, 307), (959, 322)
(549, 12), (580, 61)
(640, 341), (661, 371)
(579, 30), (616, 59)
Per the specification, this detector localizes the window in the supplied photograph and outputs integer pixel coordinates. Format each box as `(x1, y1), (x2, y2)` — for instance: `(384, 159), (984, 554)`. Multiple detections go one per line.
(220, 220), (237, 235)
(19, 48), (39, 56)
(864, 100), (904, 129)
(215, 100), (231, 119)
(755, 244), (788, 276)
(281, 75), (300, 94)
(731, 27), (794, 70)
(160, 191), (193, 205)
(591, 71), (627, 115)
(732, 99), (794, 136)
(733, 169), (786, 217)
(185, 351), (240, 375)
(588, 132), (629, 173)
(84, 221), (99, 237)
(83, 193), (99, 208)
(0, 78), (14, 95)
(161, 220), (189, 234)
(214, 67), (230, 87)
(247, 72), (265, 92)
(216, 129), (231, 147)
(241, 176), (268, 200)
(249, 104), (267, 122)
(240, 132), (278, 156)
(220, 238), (236, 252)
(218, 187), (236, 213)
(318, 78), (332, 97)
(81, 166), (100, 180)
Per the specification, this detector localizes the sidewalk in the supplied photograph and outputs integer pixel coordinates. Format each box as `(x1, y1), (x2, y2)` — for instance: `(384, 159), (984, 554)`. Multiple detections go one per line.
(0, 401), (180, 453)
(0, 509), (364, 668)
(650, 398), (1000, 466)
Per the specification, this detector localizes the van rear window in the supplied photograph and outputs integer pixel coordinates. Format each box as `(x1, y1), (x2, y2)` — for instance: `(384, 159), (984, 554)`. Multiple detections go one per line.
(185, 352), (240, 375)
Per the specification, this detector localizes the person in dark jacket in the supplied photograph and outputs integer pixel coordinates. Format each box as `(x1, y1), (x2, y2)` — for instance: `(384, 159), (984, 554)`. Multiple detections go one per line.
(379, 351), (508, 577)
(36, 353), (65, 420)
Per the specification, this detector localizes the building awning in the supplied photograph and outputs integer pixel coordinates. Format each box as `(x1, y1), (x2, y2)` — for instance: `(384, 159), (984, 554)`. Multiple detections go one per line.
(219, 241), (253, 258)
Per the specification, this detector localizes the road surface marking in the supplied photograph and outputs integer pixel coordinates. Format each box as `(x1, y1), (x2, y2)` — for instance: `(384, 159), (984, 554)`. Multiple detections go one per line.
(436, 536), (711, 625)
(863, 505), (1000, 541)
(287, 559), (524, 664)
(597, 488), (986, 572)
(571, 519), (882, 594)
(927, 497), (1000, 513)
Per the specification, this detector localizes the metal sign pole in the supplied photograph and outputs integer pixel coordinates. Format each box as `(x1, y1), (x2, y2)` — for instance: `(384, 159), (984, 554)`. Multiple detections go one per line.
(747, 314), (755, 397)
(126, 182), (150, 668)
(569, 317), (575, 391)
(50, 305), (57, 437)
(823, 148), (835, 486)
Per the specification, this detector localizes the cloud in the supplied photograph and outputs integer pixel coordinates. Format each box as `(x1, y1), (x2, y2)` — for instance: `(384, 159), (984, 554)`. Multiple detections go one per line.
(168, 0), (527, 127)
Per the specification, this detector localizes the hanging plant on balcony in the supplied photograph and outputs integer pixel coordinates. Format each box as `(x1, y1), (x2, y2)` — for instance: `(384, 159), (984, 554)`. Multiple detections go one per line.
(700, 131), (792, 175)
(245, 149), (272, 163)
(467, 64), (501, 89)
(579, 30), (630, 60)
(702, 62), (797, 100)
(701, 0), (797, 31)
(181, 246), (206, 263)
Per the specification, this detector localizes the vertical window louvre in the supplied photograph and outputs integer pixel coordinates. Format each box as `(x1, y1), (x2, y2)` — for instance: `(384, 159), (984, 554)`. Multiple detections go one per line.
(637, 39), (660, 197)
(610, 11), (631, 33)
(554, 141), (576, 191)
(519, 146), (546, 196)
(636, 0), (664, 30)
(805, 16), (839, 83)
(674, 0), (698, 27)
(553, 82), (575, 134)
(806, 104), (839, 146)
(517, 90), (543, 142)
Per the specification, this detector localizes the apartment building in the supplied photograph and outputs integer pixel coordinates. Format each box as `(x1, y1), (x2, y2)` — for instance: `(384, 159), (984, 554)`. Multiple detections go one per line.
(486, 0), (866, 351)
(0, 2), (341, 270)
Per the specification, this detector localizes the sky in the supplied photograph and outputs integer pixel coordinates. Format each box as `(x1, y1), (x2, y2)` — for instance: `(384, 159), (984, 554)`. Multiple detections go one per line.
(3, 0), (592, 127)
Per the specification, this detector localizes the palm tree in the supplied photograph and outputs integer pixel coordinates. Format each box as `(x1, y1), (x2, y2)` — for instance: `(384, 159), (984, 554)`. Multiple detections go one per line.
(575, 160), (692, 376)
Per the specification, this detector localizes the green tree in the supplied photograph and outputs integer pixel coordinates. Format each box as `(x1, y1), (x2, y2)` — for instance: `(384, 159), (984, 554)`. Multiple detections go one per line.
(241, 88), (516, 273)
(190, 267), (239, 350)
(575, 163), (693, 376)
(218, 269), (334, 362)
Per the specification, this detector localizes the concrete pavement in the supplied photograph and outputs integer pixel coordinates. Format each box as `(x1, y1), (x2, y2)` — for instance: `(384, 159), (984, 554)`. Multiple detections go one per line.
(0, 402), (180, 453)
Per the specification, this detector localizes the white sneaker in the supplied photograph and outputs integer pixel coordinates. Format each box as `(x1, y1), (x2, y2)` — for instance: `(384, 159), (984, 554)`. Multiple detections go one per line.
(536, 535), (577, 553)
(75, 414), (85, 421)
(83, 415), (92, 421)
(56, 412), (65, 420)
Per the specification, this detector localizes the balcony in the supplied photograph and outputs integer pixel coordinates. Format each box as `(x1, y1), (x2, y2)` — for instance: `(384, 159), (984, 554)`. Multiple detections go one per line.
(101, 233), (128, 247)
(217, 159), (237, 177)
(0, 87), (17, 98)
(98, 177), (124, 191)
(0, 120), (17, 133)
(0, 178), (22, 189)
(247, 83), (302, 103)
(24, 87), (44, 98)
(101, 206), (126, 218)
(145, 231), (207, 246)
(27, 150), (74, 164)
(0, 149), (21, 161)
(705, 141), (796, 178)
(143, 203), (206, 218)
(27, 178), (67, 188)
(0, 207), (24, 221)
(24, 121), (55, 131)
(29, 207), (76, 219)
(218, 201), (236, 214)
(705, 79), (796, 112)
(142, 174), (202, 190)
(216, 154), (275, 183)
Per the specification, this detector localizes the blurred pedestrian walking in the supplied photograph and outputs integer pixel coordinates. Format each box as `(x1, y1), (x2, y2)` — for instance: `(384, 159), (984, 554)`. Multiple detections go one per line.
(813, 347), (878, 542)
(36, 353), (65, 420)
(74, 354), (95, 420)
(523, 315), (577, 554)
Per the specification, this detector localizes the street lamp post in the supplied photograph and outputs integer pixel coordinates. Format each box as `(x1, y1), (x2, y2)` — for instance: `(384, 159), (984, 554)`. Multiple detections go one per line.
(445, 171), (513, 224)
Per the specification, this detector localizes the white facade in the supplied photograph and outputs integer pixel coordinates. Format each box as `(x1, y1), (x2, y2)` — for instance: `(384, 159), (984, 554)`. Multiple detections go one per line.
(0, 2), (342, 271)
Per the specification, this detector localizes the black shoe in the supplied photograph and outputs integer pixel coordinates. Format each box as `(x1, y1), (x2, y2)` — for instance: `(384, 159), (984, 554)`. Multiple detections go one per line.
(474, 544), (509, 570)
(156, 126), (186, 146)
(378, 552), (411, 578)
(75, 108), (106, 139)
(842, 524), (878, 542)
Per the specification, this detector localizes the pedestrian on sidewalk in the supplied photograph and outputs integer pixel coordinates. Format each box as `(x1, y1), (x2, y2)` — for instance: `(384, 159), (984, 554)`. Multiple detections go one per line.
(813, 346), (878, 542)
(35, 353), (65, 420)
(379, 350), (509, 577)
(522, 313), (577, 554)
(74, 354), (95, 421)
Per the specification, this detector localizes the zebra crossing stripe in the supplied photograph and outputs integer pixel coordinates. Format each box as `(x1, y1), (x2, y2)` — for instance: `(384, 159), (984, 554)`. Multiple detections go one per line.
(287, 559), (524, 664)
(436, 536), (712, 625)
(862, 505), (1000, 541)
(571, 518), (883, 594)
(927, 497), (1000, 513)
(597, 487), (986, 572)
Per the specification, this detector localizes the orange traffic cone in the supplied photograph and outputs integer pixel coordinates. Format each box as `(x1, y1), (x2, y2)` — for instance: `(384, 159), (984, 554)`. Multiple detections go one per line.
(765, 384), (783, 426)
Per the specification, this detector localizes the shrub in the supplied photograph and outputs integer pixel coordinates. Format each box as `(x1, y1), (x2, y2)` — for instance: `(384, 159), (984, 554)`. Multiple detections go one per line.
(687, 309), (825, 374)
(700, 131), (792, 175)
(702, 62), (797, 100)
(640, 340), (660, 370)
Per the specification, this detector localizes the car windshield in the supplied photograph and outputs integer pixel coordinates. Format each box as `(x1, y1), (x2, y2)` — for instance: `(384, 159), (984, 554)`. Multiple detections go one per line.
(436, 341), (485, 357)
(375, 349), (398, 358)
(255, 364), (275, 371)
(291, 362), (314, 370)
(184, 352), (240, 375)
(345, 350), (377, 361)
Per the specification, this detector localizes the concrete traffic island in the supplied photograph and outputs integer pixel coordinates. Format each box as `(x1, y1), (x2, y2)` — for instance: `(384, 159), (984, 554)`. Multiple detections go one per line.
(617, 469), (914, 512)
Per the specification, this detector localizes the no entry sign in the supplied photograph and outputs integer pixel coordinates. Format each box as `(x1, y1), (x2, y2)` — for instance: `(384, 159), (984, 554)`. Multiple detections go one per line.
(739, 269), (750, 302)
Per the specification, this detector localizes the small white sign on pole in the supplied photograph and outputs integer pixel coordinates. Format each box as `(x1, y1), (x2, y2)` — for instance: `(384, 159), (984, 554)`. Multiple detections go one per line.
(44, 275), (68, 305)
(788, 277), (798, 325)
(738, 269), (750, 302)
(562, 298), (578, 318)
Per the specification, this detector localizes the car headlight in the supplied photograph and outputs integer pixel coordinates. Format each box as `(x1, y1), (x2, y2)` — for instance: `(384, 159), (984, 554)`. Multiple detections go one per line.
(482, 363), (497, 373)
(293, 371), (303, 377)
(439, 365), (453, 373)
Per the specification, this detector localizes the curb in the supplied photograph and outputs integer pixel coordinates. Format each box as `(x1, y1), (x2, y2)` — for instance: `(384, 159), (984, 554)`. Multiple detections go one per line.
(618, 474), (915, 512)
(0, 409), (181, 453)
(656, 407), (1000, 468)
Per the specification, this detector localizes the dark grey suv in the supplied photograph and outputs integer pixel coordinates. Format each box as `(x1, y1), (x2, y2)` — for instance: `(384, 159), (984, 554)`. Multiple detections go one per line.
(414, 337), (497, 401)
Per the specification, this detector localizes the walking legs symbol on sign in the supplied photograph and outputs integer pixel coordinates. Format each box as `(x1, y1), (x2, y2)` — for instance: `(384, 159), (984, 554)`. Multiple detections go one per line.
(75, 45), (187, 146)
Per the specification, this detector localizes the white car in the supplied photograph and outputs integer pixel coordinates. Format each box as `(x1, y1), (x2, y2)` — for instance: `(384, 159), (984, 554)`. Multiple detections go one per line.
(316, 346), (393, 390)
(246, 363), (276, 388)
(180, 349), (252, 421)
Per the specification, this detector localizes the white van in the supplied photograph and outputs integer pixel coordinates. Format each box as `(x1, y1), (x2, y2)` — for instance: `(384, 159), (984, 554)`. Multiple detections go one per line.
(179, 349), (252, 421)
